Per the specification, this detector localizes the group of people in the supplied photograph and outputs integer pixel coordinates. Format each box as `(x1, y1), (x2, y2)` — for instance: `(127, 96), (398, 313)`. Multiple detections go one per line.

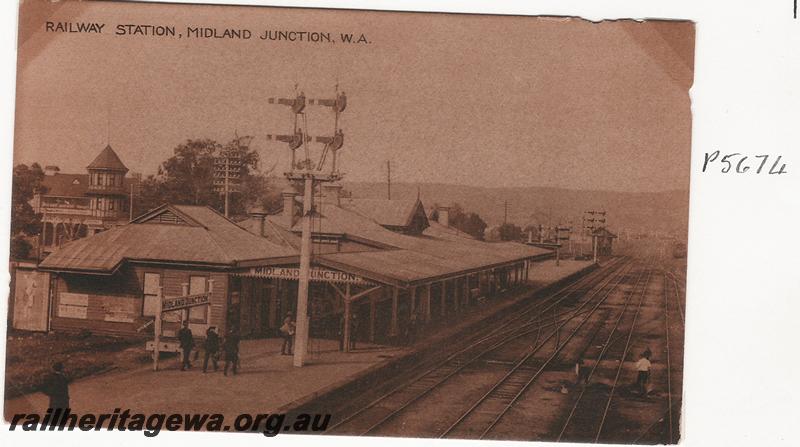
(177, 321), (240, 376)
(176, 311), (298, 375)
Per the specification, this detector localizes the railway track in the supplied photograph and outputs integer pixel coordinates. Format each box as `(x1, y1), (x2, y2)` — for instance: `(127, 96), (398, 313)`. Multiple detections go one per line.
(555, 260), (654, 442)
(437, 261), (636, 439)
(326, 257), (633, 435)
(632, 271), (685, 444)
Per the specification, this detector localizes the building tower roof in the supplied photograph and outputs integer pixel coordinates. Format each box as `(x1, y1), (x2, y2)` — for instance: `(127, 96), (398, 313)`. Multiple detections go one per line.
(87, 144), (129, 172)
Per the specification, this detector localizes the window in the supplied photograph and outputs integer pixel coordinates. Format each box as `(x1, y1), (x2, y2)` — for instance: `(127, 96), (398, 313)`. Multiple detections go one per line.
(142, 273), (160, 317)
(188, 275), (208, 324)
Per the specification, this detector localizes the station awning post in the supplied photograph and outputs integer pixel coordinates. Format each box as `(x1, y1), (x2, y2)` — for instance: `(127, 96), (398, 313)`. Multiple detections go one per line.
(389, 287), (399, 338)
(424, 284), (432, 323)
(343, 283), (351, 353)
(440, 280), (447, 317)
(153, 286), (163, 371)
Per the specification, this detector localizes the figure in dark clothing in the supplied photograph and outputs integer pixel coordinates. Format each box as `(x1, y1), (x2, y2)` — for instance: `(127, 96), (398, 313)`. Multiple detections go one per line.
(405, 312), (418, 345)
(337, 313), (359, 351)
(223, 329), (240, 376)
(203, 326), (220, 373)
(42, 362), (70, 410)
(280, 312), (295, 355)
(178, 321), (194, 371)
(575, 358), (590, 386)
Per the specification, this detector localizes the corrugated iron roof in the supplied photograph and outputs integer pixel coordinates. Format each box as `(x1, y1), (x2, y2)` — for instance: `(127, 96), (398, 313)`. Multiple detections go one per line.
(39, 204), (297, 273)
(39, 173), (137, 198)
(423, 221), (478, 241)
(236, 216), (299, 249)
(281, 202), (552, 285)
(338, 198), (425, 228)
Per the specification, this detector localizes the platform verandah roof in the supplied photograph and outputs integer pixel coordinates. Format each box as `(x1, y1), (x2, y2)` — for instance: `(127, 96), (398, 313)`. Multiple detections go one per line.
(39, 204), (298, 274)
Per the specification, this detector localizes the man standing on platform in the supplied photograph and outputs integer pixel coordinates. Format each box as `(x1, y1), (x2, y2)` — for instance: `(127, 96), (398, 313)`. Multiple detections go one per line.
(178, 321), (194, 371)
(203, 326), (220, 373)
(42, 361), (70, 411)
(280, 312), (295, 355)
(223, 327), (240, 376)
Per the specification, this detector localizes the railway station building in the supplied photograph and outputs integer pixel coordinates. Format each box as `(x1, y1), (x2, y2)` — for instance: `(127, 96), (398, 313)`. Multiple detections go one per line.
(36, 185), (553, 348)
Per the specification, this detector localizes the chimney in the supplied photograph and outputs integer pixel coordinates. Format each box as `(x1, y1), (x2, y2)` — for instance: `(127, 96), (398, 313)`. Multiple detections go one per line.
(248, 204), (269, 237)
(322, 182), (343, 206)
(282, 188), (298, 228)
(44, 165), (60, 176)
(437, 206), (451, 228)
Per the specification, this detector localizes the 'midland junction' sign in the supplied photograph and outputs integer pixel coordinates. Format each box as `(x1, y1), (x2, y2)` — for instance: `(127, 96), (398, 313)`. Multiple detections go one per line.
(242, 266), (371, 285)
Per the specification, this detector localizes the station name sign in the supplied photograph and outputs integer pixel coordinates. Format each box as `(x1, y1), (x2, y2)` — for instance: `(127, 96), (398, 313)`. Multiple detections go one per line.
(162, 292), (211, 312)
(243, 266), (371, 285)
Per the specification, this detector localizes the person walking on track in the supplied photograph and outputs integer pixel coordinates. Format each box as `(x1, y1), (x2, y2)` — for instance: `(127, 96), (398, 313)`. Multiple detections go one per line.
(635, 348), (652, 396)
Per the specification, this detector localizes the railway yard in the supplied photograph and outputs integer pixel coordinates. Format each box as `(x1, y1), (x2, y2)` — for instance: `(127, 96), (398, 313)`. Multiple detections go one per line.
(296, 256), (686, 443)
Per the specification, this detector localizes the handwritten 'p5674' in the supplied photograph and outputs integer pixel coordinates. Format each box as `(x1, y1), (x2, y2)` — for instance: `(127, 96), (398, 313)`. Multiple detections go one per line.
(702, 151), (787, 175)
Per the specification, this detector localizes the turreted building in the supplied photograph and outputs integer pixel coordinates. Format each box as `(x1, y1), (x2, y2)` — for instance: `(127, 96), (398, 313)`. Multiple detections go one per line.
(30, 144), (139, 255)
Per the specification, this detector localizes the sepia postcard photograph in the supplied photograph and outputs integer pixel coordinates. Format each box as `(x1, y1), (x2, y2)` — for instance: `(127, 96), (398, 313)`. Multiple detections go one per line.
(4, 0), (693, 444)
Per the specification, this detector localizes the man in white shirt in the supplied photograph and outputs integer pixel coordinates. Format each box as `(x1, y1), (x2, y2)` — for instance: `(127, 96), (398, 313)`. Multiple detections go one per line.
(635, 348), (652, 396)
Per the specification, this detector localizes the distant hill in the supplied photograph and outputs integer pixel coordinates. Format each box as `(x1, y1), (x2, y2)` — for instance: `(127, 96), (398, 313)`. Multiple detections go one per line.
(342, 181), (689, 237)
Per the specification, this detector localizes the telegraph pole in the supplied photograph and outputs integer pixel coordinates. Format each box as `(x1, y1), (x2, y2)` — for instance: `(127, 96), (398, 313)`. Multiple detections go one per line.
(214, 137), (249, 218)
(268, 86), (346, 367)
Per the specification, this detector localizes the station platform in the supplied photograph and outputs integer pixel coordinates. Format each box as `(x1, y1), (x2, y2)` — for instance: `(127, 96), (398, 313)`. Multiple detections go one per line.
(4, 258), (595, 420)
(4, 338), (409, 419)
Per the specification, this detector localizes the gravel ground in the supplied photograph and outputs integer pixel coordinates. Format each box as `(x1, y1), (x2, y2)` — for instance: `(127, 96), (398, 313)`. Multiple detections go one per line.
(4, 330), (148, 399)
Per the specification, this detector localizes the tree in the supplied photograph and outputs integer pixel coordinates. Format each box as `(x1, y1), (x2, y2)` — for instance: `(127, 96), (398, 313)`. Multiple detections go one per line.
(498, 223), (523, 241)
(10, 163), (45, 259)
(431, 203), (488, 240)
(11, 163), (45, 235)
(158, 138), (224, 207)
(10, 236), (33, 260)
(131, 137), (282, 218)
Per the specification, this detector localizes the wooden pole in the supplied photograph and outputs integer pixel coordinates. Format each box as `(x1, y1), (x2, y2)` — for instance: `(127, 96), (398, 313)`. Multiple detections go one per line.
(453, 279), (459, 313)
(440, 281), (447, 317)
(343, 283), (351, 353)
(181, 283), (189, 324)
(463, 277), (469, 307)
(153, 286), (163, 371)
(390, 287), (399, 338)
(369, 292), (377, 343)
(294, 175), (313, 367)
(424, 284), (432, 323)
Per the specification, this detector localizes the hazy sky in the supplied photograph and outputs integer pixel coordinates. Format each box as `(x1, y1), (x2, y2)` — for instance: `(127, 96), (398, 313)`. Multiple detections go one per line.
(14, 1), (694, 192)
